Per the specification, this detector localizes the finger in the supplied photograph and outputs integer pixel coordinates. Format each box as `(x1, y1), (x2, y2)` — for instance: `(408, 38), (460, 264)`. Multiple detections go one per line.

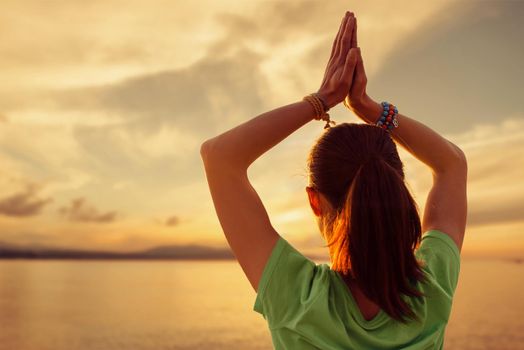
(346, 16), (355, 52)
(323, 12), (349, 84)
(329, 12), (348, 61)
(351, 16), (358, 48)
(336, 15), (355, 65)
(341, 47), (358, 84)
(347, 11), (355, 49)
(356, 48), (367, 82)
(334, 13), (351, 63)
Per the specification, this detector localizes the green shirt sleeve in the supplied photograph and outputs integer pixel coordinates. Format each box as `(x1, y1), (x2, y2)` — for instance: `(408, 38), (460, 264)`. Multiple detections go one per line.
(253, 235), (329, 329)
(415, 229), (461, 297)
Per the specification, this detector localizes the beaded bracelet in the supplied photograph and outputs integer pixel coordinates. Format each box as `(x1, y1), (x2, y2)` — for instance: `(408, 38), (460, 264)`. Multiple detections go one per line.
(303, 93), (336, 129)
(375, 101), (399, 132)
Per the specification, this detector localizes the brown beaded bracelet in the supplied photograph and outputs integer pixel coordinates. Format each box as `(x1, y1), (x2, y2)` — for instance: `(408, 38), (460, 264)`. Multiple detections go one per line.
(303, 93), (336, 129)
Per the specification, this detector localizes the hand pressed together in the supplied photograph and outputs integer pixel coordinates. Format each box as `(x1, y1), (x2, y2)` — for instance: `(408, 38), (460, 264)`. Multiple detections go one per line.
(317, 11), (369, 111)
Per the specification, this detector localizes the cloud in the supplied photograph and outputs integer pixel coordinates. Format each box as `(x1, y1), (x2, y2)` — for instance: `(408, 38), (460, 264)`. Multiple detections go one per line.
(26, 25), (273, 191)
(0, 183), (52, 217)
(394, 117), (524, 230)
(58, 197), (118, 223)
(6, 0), (451, 133)
(368, 0), (524, 134)
(446, 118), (524, 228)
(68, 123), (207, 191)
(53, 47), (269, 136)
(15, 0), (517, 184)
(165, 215), (180, 226)
(0, 0), (222, 90)
(467, 199), (524, 227)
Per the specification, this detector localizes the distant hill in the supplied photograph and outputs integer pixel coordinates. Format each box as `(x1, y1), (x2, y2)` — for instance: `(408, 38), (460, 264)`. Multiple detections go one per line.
(140, 244), (235, 259)
(0, 241), (235, 260)
(0, 239), (330, 261)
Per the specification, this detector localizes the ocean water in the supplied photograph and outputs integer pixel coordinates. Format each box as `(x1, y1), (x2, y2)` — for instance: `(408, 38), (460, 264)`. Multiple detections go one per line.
(0, 258), (523, 350)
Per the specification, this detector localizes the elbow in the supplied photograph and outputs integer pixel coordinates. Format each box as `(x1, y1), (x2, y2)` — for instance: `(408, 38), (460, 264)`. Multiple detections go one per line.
(448, 142), (468, 175)
(200, 140), (210, 157)
(200, 139), (215, 163)
(433, 142), (468, 176)
(200, 138), (248, 171)
(451, 143), (467, 167)
(200, 139), (231, 166)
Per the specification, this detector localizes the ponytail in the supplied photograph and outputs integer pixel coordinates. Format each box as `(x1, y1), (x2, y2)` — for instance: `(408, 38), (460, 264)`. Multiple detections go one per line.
(327, 156), (428, 323)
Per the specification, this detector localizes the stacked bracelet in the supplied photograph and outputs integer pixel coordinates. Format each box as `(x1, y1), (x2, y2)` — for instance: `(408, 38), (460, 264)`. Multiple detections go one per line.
(375, 101), (399, 132)
(303, 93), (336, 129)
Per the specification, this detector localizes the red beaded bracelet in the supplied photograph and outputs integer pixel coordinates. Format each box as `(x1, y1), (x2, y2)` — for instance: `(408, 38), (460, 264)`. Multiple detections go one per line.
(375, 101), (399, 132)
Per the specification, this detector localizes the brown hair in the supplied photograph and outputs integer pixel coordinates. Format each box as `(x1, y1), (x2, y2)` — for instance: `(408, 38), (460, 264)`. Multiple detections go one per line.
(306, 122), (428, 323)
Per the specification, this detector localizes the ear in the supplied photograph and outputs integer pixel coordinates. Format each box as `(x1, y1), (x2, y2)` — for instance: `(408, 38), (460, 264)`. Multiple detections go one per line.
(306, 186), (322, 217)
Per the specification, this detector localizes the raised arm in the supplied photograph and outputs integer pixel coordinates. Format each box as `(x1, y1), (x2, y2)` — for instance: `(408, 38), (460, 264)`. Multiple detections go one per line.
(200, 11), (361, 292)
(344, 24), (468, 253)
(349, 96), (467, 252)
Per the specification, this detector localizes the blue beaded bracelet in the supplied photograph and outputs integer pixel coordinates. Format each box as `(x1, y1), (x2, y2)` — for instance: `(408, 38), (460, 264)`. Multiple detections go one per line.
(375, 101), (399, 132)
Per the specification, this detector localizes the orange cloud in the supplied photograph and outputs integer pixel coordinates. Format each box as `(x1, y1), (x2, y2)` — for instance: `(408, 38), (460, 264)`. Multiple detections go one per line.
(166, 215), (180, 226)
(58, 197), (118, 223)
(0, 183), (52, 217)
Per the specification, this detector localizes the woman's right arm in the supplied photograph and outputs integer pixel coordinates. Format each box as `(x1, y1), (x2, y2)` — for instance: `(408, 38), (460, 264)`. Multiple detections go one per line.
(345, 15), (467, 253)
(350, 94), (468, 253)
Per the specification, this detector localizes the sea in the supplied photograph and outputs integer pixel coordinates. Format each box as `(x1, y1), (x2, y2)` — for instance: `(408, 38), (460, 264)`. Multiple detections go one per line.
(0, 258), (523, 350)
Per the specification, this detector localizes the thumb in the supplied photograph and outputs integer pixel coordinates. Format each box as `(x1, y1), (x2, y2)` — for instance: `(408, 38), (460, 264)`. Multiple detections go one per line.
(351, 47), (367, 95)
(356, 47), (365, 77)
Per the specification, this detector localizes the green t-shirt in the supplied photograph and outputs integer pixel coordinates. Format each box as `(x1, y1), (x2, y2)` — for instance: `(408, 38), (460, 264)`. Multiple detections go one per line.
(253, 229), (461, 349)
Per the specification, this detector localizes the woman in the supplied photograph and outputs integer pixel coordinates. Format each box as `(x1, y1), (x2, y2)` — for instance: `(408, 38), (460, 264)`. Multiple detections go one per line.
(201, 10), (467, 350)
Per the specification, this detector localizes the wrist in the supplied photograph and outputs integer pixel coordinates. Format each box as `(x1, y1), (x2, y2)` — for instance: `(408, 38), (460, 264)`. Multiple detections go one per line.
(350, 94), (381, 124)
(315, 90), (337, 111)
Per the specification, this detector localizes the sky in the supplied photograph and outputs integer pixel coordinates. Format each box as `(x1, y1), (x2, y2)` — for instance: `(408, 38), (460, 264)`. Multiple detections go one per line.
(0, 0), (523, 259)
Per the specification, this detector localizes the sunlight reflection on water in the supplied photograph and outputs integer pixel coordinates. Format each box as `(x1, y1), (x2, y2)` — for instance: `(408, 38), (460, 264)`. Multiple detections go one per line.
(0, 258), (523, 349)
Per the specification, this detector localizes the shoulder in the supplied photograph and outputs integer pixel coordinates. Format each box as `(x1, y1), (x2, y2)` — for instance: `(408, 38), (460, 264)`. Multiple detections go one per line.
(415, 229), (461, 298)
(416, 229), (461, 264)
(253, 236), (332, 326)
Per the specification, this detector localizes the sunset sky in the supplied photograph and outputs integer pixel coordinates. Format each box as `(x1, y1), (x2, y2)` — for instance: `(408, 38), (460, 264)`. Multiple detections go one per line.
(0, 0), (522, 259)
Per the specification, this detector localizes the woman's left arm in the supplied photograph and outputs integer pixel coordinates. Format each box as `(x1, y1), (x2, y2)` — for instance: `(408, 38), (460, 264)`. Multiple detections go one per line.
(200, 11), (358, 292)
(202, 100), (323, 170)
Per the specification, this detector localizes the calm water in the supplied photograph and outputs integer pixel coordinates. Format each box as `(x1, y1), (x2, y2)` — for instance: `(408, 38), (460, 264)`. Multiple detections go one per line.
(0, 258), (523, 350)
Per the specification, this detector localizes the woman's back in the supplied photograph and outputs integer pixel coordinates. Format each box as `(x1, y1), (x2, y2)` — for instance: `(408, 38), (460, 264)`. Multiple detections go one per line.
(253, 229), (460, 350)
